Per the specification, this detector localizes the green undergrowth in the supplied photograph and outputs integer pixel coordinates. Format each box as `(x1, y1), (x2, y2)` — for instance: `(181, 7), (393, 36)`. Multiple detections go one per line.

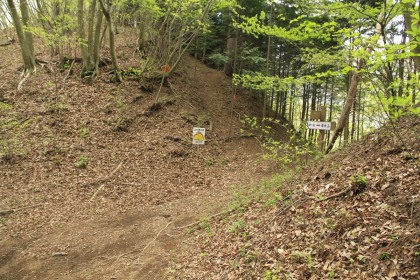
(0, 101), (12, 111)
(229, 171), (295, 213)
(1, 112), (37, 161)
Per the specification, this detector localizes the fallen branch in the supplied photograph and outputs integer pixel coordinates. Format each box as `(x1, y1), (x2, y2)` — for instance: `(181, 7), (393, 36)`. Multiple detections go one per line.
(167, 79), (178, 95)
(81, 161), (124, 188)
(316, 186), (352, 203)
(0, 203), (43, 216)
(52, 252), (68, 257)
(88, 161), (123, 202)
(176, 209), (234, 230)
(116, 222), (172, 261)
(119, 182), (143, 186)
(268, 196), (310, 225)
(0, 41), (13, 47)
(62, 59), (75, 87)
(206, 134), (256, 143)
(89, 183), (106, 203)
(135, 222), (171, 262)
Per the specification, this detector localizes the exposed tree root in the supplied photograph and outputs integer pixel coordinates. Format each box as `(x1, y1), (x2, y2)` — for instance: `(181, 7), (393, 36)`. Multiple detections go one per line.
(17, 71), (31, 91)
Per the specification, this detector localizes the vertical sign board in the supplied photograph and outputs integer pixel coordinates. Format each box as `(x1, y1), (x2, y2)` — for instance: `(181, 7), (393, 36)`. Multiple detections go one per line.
(193, 127), (206, 145)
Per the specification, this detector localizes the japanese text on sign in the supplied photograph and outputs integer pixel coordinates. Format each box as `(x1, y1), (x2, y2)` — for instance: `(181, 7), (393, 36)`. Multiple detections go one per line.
(192, 127), (206, 144)
(307, 121), (332, 131)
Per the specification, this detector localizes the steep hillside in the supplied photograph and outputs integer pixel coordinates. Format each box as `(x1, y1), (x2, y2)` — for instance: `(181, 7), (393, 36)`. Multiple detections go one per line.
(0, 34), (286, 279)
(173, 116), (420, 279)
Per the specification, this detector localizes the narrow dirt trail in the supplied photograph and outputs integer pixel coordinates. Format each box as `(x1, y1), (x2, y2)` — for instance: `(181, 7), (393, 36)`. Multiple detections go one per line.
(2, 187), (235, 279)
(1, 50), (275, 279)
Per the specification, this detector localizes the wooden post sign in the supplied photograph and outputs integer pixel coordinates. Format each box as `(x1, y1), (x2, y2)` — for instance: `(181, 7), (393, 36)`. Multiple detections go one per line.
(308, 106), (335, 130)
(308, 106), (336, 151)
(192, 127), (205, 145)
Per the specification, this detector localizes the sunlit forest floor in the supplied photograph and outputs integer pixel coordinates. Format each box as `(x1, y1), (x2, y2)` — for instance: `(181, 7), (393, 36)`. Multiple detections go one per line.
(1, 29), (419, 279)
(0, 31), (283, 279)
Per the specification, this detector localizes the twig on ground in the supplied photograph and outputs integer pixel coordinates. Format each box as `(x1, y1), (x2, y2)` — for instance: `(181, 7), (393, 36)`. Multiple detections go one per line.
(176, 209), (234, 230)
(116, 222), (172, 262)
(89, 183), (106, 203)
(154, 74), (166, 103)
(205, 134), (255, 143)
(81, 161), (124, 189)
(62, 60), (75, 87)
(253, 136), (265, 153)
(316, 186), (352, 203)
(135, 222), (171, 263)
(167, 79), (178, 95)
(52, 252), (68, 257)
(268, 196), (309, 224)
(267, 187), (355, 225)
(88, 161), (123, 202)
(165, 154), (172, 169)
(119, 182), (142, 186)
(0, 203), (43, 216)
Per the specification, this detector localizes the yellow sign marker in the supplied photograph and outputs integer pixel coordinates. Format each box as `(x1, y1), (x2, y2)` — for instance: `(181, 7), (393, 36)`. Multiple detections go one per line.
(192, 127), (205, 145)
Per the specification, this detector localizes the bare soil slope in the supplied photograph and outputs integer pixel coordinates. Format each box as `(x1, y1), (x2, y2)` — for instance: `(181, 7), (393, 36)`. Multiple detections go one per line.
(0, 35), (282, 279)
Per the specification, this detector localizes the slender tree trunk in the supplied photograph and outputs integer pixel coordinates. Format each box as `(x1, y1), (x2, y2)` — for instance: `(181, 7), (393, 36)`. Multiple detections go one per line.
(327, 79), (334, 145)
(78, 0), (88, 76)
(325, 12), (385, 154)
(301, 84), (307, 121)
(350, 97), (356, 142)
(87, 0), (97, 70)
(275, 91), (280, 118)
(93, 8), (103, 74)
(398, 32), (407, 97)
(51, 0), (61, 56)
(99, 0), (122, 82)
(356, 82), (362, 141)
(169, 0), (214, 75)
(326, 58), (364, 153)
(282, 90), (288, 119)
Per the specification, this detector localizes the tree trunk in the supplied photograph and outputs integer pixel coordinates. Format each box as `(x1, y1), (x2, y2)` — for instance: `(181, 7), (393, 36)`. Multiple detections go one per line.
(301, 84), (307, 121)
(325, 12), (385, 154)
(87, 0), (97, 70)
(93, 8), (103, 74)
(7, 0), (35, 74)
(325, 58), (364, 153)
(78, 0), (89, 76)
(19, 0), (34, 56)
(99, 0), (122, 82)
(356, 82), (362, 141)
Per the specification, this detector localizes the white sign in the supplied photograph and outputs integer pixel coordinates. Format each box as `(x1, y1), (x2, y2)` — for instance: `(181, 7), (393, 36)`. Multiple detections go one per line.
(192, 127), (206, 144)
(307, 121), (332, 131)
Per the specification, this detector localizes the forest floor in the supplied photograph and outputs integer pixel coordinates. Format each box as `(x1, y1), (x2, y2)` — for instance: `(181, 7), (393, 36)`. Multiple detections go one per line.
(174, 115), (420, 279)
(0, 33), (284, 279)
(1, 30), (419, 280)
